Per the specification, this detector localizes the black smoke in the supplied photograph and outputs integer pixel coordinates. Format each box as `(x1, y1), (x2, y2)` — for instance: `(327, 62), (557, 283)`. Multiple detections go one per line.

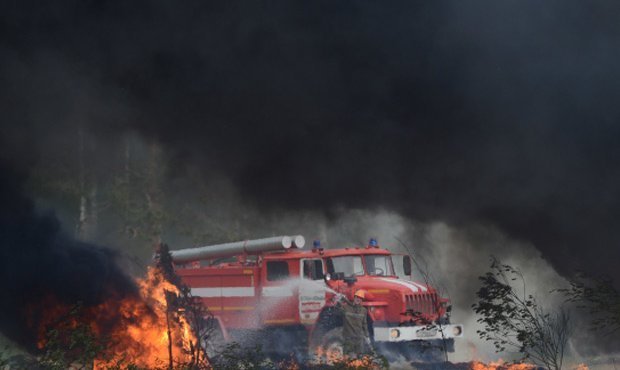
(0, 163), (137, 348)
(1, 1), (620, 287)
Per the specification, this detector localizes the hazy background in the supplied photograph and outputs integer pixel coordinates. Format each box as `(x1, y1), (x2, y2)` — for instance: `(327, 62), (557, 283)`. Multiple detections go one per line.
(1, 0), (619, 365)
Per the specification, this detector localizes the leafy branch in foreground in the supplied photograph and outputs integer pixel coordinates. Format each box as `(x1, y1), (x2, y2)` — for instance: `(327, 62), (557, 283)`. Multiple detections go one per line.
(559, 273), (620, 335)
(39, 304), (105, 370)
(472, 257), (572, 370)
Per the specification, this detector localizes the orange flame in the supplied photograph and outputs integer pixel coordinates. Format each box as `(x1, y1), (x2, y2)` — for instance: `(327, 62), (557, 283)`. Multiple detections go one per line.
(35, 267), (202, 369)
(313, 346), (380, 369)
(94, 267), (199, 369)
(470, 360), (537, 370)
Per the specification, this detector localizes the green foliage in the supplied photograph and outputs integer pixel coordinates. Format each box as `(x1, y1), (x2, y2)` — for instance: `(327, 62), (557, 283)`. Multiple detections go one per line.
(472, 257), (572, 370)
(39, 309), (105, 370)
(27, 132), (247, 263)
(209, 342), (276, 370)
(318, 353), (389, 370)
(209, 341), (387, 370)
(0, 346), (8, 368)
(106, 142), (169, 244)
(559, 273), (620, 335)
(97, 359), (196, 370)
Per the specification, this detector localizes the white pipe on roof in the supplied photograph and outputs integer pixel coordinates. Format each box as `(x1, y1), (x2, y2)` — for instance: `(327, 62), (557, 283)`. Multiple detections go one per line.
(170, 235), (305, 263)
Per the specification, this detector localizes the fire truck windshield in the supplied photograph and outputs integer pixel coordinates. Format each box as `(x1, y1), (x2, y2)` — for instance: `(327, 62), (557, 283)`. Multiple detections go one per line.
(327, 256), (365, 277)
(364, 255), (394, 276)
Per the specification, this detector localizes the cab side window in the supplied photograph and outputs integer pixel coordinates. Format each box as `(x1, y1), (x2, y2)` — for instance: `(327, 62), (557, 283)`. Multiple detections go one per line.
(326, 258), (334, 274)
(266, 261), (289, 281)
(302, 259), (324, 280)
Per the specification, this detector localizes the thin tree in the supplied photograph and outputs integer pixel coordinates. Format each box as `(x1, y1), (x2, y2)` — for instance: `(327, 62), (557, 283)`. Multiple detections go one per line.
(472, 256), (572, 370)
(156, 243), (212, 369)
(559, 273), (620, 335)
(75, 126), (99, 241)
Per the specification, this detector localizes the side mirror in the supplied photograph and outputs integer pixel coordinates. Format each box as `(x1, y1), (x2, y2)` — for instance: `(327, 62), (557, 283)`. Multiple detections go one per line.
(324, 272), (345, 283)
(403, 256), (412, 276)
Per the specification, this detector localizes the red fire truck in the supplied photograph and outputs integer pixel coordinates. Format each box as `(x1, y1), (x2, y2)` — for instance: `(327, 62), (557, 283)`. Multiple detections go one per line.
(170, 235), (463, 360)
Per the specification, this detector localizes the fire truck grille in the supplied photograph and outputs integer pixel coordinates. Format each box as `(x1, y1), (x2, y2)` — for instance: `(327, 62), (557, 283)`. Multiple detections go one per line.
(405, 293), (438, 315)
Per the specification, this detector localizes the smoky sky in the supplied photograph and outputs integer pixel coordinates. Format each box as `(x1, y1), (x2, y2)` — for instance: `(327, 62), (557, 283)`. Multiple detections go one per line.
(1, 2), (620, 282)
(0, 164), (137, 347)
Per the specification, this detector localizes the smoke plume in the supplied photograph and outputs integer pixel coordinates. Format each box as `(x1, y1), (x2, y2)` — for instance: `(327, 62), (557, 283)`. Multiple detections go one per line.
(2, 1), (620, 284)
(1, 3), (620, 359)
(0, 163), (137, 348)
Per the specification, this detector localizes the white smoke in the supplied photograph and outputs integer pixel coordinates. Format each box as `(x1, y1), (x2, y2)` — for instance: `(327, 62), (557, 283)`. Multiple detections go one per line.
(311, 210), (571, 363)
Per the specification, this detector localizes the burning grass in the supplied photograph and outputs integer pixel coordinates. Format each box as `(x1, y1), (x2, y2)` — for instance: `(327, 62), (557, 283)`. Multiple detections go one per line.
(33, 267), (204, 369)
(409, 360), (590, 370)
(310, 345), (387, 369)
(21, 250), (590, 370)
(469, 360), (538, 370)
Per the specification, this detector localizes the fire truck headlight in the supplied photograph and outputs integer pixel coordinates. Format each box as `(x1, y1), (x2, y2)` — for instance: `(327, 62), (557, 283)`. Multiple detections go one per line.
(452, 325), (462, 336)
(390, 329), (400, 339)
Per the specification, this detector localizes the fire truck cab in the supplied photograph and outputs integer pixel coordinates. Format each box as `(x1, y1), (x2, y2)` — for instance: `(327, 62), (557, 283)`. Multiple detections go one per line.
(171, 236), (463, 360)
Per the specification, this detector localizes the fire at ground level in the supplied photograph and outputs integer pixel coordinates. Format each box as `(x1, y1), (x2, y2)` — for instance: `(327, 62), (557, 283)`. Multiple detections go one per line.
(0, 273), (608, 370)
(0, 347), (597, 370)
(1, 240), (613, 369)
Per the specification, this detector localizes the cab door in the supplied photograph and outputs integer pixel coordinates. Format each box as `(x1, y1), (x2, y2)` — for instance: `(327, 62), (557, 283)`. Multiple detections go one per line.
(260, 259), (298, 325)
(298, 258), (326, 325)
(393, 253), (414, 281)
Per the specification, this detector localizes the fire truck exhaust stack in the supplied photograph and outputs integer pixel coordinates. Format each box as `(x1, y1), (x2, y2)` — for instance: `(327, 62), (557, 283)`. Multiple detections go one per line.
(170, 235), (305, 263)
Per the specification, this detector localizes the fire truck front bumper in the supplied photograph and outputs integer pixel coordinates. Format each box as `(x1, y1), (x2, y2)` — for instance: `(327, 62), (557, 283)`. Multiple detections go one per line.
(373, 324), (464, 342)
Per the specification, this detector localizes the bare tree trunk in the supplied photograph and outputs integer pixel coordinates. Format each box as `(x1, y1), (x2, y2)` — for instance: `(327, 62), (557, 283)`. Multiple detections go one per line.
(123, 135), (134, 238)
(87, 182), (98, 238)
(165, 298), (174, 370)
(146, 142), (163, 245)
(76, 127), (86, 239)
(75, 127), (99, 240)
(77, 195), (87, 238)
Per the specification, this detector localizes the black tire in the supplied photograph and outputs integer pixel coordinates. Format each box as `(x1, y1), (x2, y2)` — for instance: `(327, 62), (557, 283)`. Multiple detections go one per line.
(405, 340), (448, 363)
(374, 340), (448, 363)
(415, 341), (448, 363)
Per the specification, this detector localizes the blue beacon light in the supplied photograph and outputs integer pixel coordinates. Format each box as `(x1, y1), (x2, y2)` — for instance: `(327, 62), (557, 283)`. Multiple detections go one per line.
(313, 239), (324, 254)
(369, 238), (378, 247)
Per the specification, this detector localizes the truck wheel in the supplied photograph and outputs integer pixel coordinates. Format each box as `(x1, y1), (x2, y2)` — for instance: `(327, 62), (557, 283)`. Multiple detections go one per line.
(312, 327), (344, 363)
(412, 340), (448, 363)
(374, 341), (447, 363)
